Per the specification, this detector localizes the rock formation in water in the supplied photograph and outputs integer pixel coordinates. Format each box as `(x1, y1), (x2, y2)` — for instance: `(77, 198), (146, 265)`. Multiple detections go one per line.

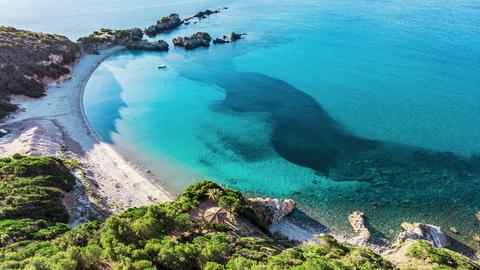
(395, 222), (451, 248)
(213, 35), (230, 44)
(248, 197), (295, 225)
(348, 211), (371, 245)
(184, 7), (226, 23)
(194, 9), (220, 19)
(231, 32), (246, 42)
(126, 40), (169, 51)
(145, 13), (182, 37)
(173, 32), (212, 50)
(213, 33), (247, 45)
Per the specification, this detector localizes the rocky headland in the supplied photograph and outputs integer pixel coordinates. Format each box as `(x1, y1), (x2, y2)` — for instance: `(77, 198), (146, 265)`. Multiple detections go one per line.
(77, 27), (168, 54)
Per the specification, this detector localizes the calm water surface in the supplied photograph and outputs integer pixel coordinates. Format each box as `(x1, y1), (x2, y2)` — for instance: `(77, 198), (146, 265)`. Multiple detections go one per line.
(3, 0), (480, 244)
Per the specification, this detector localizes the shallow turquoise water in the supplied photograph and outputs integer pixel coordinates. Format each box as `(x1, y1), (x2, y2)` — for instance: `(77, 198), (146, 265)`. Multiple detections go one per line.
(3, 0), (480, 244)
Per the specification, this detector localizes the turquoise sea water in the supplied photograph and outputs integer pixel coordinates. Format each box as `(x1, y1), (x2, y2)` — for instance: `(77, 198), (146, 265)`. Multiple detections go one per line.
(3, 0), (480, 244)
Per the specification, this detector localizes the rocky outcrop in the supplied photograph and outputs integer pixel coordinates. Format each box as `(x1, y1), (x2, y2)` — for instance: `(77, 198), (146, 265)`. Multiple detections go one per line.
(395, 222), (451, 248)
(184, 7), (226, 23)
(213, 35), (229, 44)
(78, 28), (144, 54)
(248, 198), (295, 226)
(127, 40), (168, 51)
(213, 32), (247, 45)
(78, 28), (169, 53)
(348, 211), (371, 245)
(231, 32), (246, 42)
(193, 9), (220, 19)
(145, 14), (182, 37)
(172, 32), (212, 50)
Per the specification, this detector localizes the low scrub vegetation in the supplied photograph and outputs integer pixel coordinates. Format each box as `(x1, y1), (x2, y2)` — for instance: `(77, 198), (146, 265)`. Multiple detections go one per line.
(0, 155), (478, 269)
(0, 26), (79, 118)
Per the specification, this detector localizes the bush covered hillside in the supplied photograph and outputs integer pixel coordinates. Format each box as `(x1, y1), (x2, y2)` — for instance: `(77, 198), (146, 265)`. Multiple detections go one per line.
(0, 155), (478, 270)
(0, 26), (79, 118)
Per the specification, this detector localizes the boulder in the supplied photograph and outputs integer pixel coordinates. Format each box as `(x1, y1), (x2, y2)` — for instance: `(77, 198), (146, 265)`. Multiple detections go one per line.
(248, 198), (295, 225)
(145, 14), (182, 37)
(172, 32), (212, 50)
(348, 211), (371, 245)
(395, 222), (451, 248)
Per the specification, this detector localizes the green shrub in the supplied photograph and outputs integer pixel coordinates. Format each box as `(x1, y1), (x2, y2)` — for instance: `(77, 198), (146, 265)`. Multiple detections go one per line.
(407, 240), (479, 270)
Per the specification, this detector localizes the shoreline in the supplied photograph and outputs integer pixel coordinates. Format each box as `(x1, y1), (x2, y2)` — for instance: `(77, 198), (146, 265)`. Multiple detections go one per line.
(0, 46), (174, 217)
(76, 47), (178, 203)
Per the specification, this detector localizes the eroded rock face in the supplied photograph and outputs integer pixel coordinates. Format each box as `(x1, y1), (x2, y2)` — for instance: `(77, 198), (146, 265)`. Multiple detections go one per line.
(395, 222), (451, 248)
(348, 211), (371, 245)
(145, 14), (182, 37)
(248, 198), (295, 225)
(172, 32), (212, 50)
(127, 40), (169, 51)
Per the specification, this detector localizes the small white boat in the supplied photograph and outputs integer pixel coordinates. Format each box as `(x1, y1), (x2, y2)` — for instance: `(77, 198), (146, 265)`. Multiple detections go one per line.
(157, 64), (167, 69)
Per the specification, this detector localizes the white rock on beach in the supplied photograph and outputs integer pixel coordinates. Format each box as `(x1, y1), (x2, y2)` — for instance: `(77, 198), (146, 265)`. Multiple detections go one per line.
(348, 211), (371, 245)
(249, 197), (295, 225)
(395, 222), (451, 248)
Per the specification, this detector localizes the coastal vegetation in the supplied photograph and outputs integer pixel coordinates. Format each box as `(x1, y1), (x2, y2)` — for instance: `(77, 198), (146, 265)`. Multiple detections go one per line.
(0, 27), (79, 118)
(0, 155), (478, 269)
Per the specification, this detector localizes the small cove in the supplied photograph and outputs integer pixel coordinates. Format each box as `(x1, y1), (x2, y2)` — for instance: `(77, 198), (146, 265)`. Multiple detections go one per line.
(3, 0), (479, 246)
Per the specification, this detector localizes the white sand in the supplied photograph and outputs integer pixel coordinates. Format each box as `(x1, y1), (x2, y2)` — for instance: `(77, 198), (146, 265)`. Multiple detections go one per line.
(0, 46), (174, 216)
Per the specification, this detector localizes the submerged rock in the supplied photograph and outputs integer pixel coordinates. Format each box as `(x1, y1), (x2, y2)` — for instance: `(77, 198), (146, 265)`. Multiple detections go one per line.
(449, 227), (459, 234)
(172, 32), (212, 50)
(145, 14), (182, 37)
(348, 211), (371, 245)
(395, 222), (451, 248)
(248, 197), (295, 225)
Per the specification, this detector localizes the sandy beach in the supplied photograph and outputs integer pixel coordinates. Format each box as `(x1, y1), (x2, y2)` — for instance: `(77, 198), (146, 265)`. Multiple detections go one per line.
(0, 46), (174, 220)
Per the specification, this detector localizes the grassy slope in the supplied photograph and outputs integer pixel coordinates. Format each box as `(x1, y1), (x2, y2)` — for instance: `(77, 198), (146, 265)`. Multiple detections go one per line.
(0, 156), (477, 270)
